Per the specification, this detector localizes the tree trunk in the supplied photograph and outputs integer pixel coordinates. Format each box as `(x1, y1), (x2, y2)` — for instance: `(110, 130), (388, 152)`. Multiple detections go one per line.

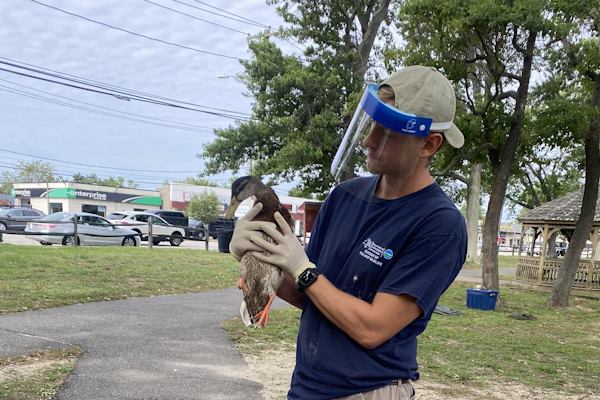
(548, 75), (600, 307)
(481, 31), (537, 290)
(547, 232), (557, 257)
(353, 0), (392, 79)
(466, 163), (482, 263)
(205, 223), (210, 251)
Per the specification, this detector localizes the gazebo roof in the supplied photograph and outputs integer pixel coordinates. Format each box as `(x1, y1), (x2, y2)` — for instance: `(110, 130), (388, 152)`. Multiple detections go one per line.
(519, 189), (600, 224)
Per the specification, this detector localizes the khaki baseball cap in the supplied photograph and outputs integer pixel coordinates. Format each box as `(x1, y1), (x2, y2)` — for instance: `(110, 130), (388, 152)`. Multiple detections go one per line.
(380, 65), (464, 148)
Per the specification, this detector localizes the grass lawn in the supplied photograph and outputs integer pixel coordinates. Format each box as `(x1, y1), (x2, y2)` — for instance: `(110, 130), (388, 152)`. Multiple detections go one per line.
(223, 282), (600, 395)
(0, 348), (80, 400)
(0, 245), (239, 314)
(463, 255), (518, 270)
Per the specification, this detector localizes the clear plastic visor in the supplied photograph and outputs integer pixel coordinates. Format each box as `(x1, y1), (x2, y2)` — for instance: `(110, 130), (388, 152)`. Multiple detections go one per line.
(330, 113), (389, 182)
(331, 84), (433, 182)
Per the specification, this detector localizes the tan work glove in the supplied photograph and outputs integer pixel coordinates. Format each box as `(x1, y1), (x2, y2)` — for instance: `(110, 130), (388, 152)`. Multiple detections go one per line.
(250, 212), (315, 282)
(229, 203), (274, 261)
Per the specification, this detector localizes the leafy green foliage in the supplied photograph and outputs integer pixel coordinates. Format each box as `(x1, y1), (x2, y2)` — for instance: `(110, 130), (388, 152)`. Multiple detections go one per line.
(1, 160), (56, 193)
(202, 0), (397, 198)
(177, 174), (219, 187)
(71, 173), (138, 189)
(186, 191), (221, 224)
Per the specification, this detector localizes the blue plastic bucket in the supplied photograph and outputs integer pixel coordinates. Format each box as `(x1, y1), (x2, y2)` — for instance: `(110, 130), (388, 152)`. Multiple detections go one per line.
(466, 288), (498, 311)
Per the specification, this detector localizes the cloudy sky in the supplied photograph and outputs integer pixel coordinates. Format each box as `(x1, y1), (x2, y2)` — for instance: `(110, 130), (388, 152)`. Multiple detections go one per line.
(0, 0), (301, 192)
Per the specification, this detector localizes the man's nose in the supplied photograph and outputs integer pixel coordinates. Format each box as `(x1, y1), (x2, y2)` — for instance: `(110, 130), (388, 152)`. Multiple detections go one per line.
(362, 126), (383, 149)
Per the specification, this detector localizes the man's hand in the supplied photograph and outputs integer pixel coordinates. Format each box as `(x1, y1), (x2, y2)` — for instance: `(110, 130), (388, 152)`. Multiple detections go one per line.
(229, 203), (275, 261)
(250, 212), (314, 281)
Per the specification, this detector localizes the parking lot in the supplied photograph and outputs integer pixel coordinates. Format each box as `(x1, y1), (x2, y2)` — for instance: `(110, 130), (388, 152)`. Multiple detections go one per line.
(0, 233), (222, 251)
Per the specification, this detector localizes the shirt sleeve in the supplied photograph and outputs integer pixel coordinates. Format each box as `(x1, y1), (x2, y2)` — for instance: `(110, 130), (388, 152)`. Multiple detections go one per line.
(377, 207), (467, 316)
(305, 193), (333, 264)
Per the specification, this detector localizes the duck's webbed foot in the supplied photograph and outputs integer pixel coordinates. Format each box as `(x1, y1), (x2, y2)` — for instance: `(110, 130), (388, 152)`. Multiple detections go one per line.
(254, 294), (276, 328)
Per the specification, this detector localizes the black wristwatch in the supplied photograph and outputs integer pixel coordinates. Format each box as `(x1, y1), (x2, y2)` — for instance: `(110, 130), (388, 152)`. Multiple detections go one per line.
(297, 267), (321, 292)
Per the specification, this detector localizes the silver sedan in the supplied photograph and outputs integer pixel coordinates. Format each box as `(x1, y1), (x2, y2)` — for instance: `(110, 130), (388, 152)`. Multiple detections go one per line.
(25, 212), (141, 246)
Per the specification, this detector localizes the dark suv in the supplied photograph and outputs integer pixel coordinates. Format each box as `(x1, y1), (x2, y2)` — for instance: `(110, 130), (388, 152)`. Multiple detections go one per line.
(0, 207), (45, 232)
(145, 210), (188, 227)
(207, 217), (236, 239)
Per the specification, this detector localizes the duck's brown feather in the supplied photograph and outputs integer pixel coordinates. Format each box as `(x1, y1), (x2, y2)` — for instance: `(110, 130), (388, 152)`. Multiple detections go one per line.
(240, 186), (294, 325)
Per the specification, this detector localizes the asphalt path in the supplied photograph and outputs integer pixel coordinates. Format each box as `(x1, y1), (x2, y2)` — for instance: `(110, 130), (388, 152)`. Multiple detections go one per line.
(0, 289), (265, 400)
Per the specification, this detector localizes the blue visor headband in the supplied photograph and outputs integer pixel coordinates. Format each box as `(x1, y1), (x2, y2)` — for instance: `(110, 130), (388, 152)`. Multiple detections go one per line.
(361, 83), (433, 137)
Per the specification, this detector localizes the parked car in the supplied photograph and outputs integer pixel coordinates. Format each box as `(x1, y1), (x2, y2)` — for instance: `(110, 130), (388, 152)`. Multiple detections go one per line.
(25, 212), (140, 246)
(207, 217), (236, 239)
(556, 242), (568, 256)
(108, 211), (185, 246)
(186, 218), (206, 241)
(0, 207), (45, 232)
(144, 210), (188, 227)
(106, 211), (131, 220)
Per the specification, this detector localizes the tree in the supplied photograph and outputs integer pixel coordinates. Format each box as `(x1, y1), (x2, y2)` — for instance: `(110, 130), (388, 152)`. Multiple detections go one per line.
(186, 192), (221, 251)
(177, 175), (218, 187)
(548, 9), (600, 306)
(202, 0), (398, 198)
(506, 76), (588, 216)
(72, 173), (138, 189)
(389, 0), (576, 291)
(1, 160), (56, 193)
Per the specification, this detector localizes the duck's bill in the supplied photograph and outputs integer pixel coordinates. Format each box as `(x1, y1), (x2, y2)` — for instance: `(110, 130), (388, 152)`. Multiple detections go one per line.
(224, 197), (240, 219)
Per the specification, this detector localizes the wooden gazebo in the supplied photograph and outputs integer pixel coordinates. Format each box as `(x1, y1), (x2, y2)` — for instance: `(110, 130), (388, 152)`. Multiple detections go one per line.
(516, 189), (600, 291)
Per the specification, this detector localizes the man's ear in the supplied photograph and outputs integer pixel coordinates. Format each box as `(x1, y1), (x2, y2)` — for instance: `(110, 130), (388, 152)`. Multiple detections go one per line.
(420, 132), (444, 158)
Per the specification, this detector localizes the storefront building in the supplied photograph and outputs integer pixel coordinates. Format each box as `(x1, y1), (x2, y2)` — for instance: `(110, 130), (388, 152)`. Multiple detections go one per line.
(12, 182), (161, 216)
(161, 182), (312, 218)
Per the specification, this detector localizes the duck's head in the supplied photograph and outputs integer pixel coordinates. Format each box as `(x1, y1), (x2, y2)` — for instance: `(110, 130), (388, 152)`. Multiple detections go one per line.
(224, 176), (266, 219)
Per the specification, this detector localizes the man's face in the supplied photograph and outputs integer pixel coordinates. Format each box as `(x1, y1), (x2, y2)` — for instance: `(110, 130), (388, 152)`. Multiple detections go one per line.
(361, 120), (425, 178)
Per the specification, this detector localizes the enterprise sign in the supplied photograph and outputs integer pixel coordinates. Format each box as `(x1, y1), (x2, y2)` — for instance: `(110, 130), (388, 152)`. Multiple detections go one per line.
(13, 187), (161, 206)
(72, 190), (107, 201)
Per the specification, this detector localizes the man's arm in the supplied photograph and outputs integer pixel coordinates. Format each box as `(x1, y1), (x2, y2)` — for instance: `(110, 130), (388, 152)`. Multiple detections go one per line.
(277, 273), (305, 309)
(250, 213), (421, 348)
(304, 276), (421, 349)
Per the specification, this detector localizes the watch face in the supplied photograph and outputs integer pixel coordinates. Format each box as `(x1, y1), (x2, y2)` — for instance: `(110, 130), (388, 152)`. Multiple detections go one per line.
(298, 268), (320, 292)
(300, 269), (313, 280)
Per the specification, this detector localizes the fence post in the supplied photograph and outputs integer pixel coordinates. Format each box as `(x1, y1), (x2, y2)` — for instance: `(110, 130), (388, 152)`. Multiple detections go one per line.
(148, 218), (153, 249)
(73, 216), (78, 247)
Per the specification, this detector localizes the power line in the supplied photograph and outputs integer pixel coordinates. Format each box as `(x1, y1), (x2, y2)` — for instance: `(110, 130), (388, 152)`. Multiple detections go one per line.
(0, 57), (251, 117)
(0, 85), (217, 134)
(141, 0), (251, 36)
(28, 0), (247, 61)
(185, 0), (270, 28)
(0, 163), (166, 186)
(0, 148), (203, 174)
(171, 0), (268, 28)
(0, 155), (185, 182)
(0, 65), (249, 120)
(176, 0), (305, 53)
(0, 79), (218, 133)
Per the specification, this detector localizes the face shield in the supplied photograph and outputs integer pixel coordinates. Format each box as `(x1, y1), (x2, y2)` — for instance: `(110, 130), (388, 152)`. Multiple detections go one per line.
(331, 83), (436, 182)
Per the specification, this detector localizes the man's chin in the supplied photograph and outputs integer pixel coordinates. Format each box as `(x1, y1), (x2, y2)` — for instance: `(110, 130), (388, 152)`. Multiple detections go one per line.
(367, 159), (382, 174)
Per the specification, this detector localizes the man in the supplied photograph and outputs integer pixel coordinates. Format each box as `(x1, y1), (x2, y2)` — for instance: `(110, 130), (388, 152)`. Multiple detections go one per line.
(231, 66), (467, 400)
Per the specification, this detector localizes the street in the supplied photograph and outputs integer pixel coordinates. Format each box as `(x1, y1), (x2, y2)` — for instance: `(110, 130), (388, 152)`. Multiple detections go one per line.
(0, 233), (222, 251)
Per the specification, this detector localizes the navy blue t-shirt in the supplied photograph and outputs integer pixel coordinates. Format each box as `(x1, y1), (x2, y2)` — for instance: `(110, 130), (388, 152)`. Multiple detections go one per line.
(288, 176), (467, 400)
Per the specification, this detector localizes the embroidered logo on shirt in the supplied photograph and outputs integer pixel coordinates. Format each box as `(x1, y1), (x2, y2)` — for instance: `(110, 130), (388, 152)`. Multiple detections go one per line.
(359, 238), (392, 266)
(383, 249), (394, 260)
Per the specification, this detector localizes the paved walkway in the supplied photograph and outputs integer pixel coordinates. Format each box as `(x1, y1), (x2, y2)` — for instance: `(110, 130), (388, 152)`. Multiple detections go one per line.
(0, 289), (263, 400)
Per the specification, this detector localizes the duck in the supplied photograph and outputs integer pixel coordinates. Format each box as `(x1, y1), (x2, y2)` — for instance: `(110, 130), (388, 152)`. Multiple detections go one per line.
(224, 176), (294, 328)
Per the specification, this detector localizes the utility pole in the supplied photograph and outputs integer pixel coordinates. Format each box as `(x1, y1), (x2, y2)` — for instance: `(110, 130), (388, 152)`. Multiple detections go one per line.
(46, 180), (50, 214)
